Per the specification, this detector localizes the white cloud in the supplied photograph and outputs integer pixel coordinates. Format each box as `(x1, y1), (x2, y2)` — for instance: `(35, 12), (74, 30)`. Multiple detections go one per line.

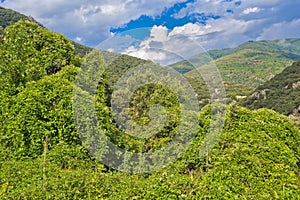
(122, 26), (172, 65)
(170, 23), (211, 37)
(2, 0), (300, 54)
(238, 0), (281, 8)
(120, 16), (264, 65)
(126, 46), (168, 64)
(100, 4), (125, 15)
(258, 19), (300, 40)
(1, 0), (187, 46)
(168, 18), (259, 49)
(117, 25), (202, 65)
(242, 7), (261, 15)
(120, 0), (300, 65)
(149, 25), (169, 42)
(75, 36), (82, 42)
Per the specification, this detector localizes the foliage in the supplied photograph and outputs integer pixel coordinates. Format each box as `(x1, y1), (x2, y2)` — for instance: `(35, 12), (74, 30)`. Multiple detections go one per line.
(0, 66), (81, 158)
(183, 70), (254, 107)
(0, 20), (83, 159)
(0, 105), (299, 199)
(242, 60), (300, 116)
(0, 6), (41, 28)
(170, 39), (300, 102)
(0, 26), (3, 43)
(170, 39), (300, 76)
(71, 41), (93, 57)
(185, 48), (294, 88)
(104, 53), (151, 94)
(0, 9), (299, 199)
(0, 6), (92, 57)
(0, 20), (79, 95)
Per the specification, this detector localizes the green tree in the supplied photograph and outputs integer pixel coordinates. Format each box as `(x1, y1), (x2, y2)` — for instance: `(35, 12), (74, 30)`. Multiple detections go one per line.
(0, 20), (78, 95)
(1, 66), (81, 157)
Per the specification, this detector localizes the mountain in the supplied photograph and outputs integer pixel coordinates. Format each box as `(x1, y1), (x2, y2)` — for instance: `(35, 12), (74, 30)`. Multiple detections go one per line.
(0, 7), (299, 199)
(182, 67), (255, 108)
(0, 6), (92, 57)
(0, 6), (253, 109)
(171, 39), (300, 89)
(241, 60), (300, 118)
(0, 6), (42, 28)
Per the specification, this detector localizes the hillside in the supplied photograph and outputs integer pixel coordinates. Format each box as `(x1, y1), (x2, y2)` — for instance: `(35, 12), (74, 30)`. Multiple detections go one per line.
(0, 6), (42, 28)
(0, 7), (299, 199)
(171, 39), (300, 89)
(1, 103), (300, 198)
(182, 67), (255, 108)
(0, 6), (92, 57)
(242, 60), (300, 117)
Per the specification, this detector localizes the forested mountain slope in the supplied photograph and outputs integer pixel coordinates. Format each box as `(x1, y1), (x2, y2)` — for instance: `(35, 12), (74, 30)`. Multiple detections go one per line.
(0, 6), (41, 28)
(0, 6), (92, 56)
(242, 60), (300, 117)
(177, 39), (300, 89)
(0, 8), (299, 199)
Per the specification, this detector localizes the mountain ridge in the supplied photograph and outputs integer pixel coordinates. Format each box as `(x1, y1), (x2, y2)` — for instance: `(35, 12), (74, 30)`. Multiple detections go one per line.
(170, 38), (300, 93)
(0, 6), (42, 28)
(170, 38), (300, 74)
(0, 6), (93, 57)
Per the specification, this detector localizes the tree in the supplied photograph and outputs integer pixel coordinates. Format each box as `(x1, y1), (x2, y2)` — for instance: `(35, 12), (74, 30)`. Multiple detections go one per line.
(0, 66), (81, 157)
(0, 20), (78, 95)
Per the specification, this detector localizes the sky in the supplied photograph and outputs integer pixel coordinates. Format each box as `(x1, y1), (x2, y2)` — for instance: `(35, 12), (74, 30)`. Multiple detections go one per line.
(1, 0), (300, 65)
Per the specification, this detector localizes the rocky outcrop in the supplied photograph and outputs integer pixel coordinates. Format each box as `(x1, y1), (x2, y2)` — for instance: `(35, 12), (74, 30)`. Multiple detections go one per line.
(292, 81), (300, 89)
(250, 89), (270, 100)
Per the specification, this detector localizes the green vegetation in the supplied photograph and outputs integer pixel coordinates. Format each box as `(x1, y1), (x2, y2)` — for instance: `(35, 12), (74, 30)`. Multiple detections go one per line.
(183, 68), (255, 107)
(171, 39), (300, 78)
(0, 11), (299, 199)
(168, 47), (236, 73)
(1, 103), (299, 199)
(0, 6), (42, 28)
(208, 49), (293, 87)
(168, 39), (300, 104)
(182, 43), (300, 88)
(0, 20), (81, 159)
(170, 39), (300, 102)
(0, 6), (92, 57)
(242, 60), (300, 116)
(71, 41), (93, 57)
(0, 20), (79, 95)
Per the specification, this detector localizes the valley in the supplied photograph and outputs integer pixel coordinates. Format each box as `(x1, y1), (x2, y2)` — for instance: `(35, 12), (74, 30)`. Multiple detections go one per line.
(0, 6), (299, 199)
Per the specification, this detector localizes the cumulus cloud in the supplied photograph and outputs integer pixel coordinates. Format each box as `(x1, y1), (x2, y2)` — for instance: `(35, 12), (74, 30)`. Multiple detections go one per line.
(169, 18), (255, 39)
(122, 26), (176, 65)
(149, 26), (169, 42)
(98, 0), (300, 65)
(161, 0), (300, 50)
(1, 0), (187, 46)
(170, 23), (210, 37)
(111, 25), (204, 65)
(118, 17), (259, 65)
(1, 0), (300, 60)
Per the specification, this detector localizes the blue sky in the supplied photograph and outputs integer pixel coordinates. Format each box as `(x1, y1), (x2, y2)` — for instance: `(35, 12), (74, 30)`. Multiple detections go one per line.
(109, 0), (220, 34)
(1, 0), (300, 64)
